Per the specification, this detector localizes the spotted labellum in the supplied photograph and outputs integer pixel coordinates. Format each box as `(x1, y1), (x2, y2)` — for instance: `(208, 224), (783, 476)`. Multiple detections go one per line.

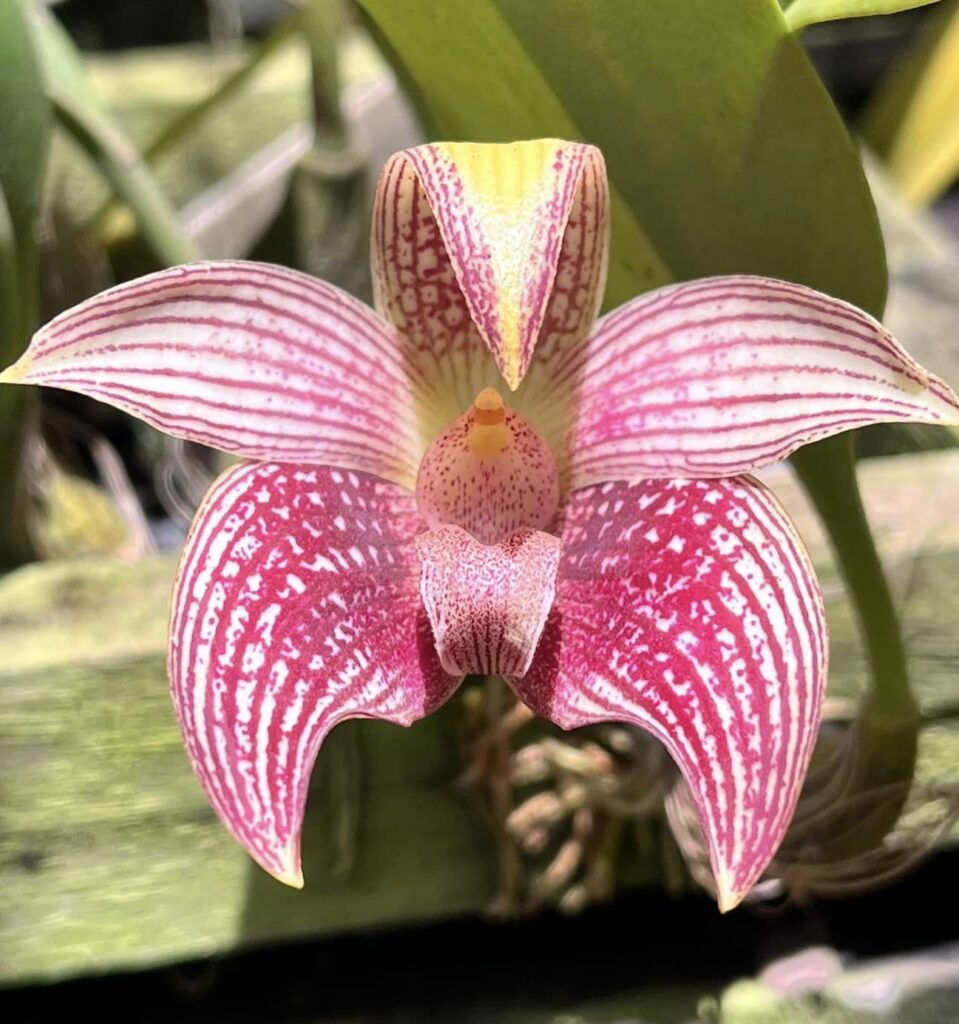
(5, 140), (957, 911)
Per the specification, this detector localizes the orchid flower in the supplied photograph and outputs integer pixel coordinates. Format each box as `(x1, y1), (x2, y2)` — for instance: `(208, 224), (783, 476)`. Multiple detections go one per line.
(4, 140), (957, 912)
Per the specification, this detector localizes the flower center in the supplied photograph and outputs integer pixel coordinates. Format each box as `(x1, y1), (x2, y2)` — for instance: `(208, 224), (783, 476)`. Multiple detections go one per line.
(415, 387), (560, 544)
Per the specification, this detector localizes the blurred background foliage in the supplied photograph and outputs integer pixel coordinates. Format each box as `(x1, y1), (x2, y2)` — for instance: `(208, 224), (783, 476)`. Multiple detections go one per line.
(3, 1), (959, 1020)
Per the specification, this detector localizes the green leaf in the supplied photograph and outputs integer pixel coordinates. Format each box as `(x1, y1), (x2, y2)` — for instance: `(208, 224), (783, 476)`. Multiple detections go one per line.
(27, 2), (103, 112)
(783, 0), (942, 32)
(27, 6), (198, 268)
(357, 0), (886, 317)
(0, 186), (17, 358)
(0, 1), (51, 568)
(0, 0), (50, 247)
(0, 0), (51, 344)
(861, 0), (959, 205)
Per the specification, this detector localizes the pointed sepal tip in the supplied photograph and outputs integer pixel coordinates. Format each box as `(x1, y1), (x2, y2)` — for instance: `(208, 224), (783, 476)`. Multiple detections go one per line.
(0, 359), (27, 384)
(266, 851), (305, 890)
(715, 872), (745, 914)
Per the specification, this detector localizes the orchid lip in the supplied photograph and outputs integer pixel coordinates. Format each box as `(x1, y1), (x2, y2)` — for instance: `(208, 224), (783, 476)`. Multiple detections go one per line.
(417, 525), (561, 678)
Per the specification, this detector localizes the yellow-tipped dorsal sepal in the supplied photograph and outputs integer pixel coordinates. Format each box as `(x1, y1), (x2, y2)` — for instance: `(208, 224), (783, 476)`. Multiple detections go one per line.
(372, 140), (610, 394)
(416, 388), (560, 544)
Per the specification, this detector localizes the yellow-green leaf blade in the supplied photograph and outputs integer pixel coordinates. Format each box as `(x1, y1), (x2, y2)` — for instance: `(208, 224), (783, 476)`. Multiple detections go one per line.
(783, 0), (942, 32)
(358, 0), (887, 316)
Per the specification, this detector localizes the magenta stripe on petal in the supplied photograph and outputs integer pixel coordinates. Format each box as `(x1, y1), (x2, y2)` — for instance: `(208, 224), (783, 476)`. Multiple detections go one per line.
(556, 275), (959, 485)
(5, 261), (434, 486)
(511, 476), (827, 911)
(170, 461), (461, 885)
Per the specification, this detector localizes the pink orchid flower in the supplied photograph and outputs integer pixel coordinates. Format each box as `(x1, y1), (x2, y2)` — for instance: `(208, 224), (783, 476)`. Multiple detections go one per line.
(4, 140), (957, 911)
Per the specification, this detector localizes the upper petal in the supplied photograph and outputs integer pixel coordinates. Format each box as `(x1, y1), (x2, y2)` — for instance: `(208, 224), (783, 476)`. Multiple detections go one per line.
(170, 461), (461, 886)
(372, 140), (609, 397)
(2, 260), (436, 487)
(511, 476), (827, 911)
(556, 275), (959, 486)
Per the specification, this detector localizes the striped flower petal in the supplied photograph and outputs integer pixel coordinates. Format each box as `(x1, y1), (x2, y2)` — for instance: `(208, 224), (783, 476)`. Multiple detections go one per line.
(554, 275), (959, 487)
(372, 140), (609, 404)
(170, 461), (461, 886)
(417, 525), (561, 677)
(511, 476), (827, 911)
(1, 260), (436, 487)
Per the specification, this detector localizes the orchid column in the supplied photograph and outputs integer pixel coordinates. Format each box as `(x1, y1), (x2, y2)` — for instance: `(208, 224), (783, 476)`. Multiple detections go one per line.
(3, 140), (956, 911)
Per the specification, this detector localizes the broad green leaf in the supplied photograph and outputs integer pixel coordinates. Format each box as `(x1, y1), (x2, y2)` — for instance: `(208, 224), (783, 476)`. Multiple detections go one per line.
(0, 0), (51, 344)
(783, 0), (942, 31)
(0, 0), (50, 254)
(0, 187), (17, 359)
(358, 0), (886, 317)
(861, 0), (959, 205)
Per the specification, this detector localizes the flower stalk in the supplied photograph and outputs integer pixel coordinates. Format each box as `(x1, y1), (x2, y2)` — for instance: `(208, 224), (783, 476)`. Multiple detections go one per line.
(792, 435), (916, 722)
(792, 435), (920, 855)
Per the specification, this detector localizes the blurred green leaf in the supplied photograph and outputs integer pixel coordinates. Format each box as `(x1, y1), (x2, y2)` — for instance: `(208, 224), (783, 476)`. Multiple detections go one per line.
(0, 0), (51, 568)
(28, 2), (104, 112)
(252, 0), (371, 296)
(0, 0), (51, 343)
(861, 0), (959, 205)
(0, 187), (17, 359)
(358, 0), (886, 316)
(50, 93), (198, 267)
(783, 0), (942, 31)
(27, 5), (197, 267)
(29, 462), (135, 560)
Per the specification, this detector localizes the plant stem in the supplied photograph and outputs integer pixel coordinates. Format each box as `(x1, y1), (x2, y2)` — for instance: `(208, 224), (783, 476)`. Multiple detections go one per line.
(792, 436), (916, 722)
(302, 0), (347, 143)
(791, 435), (919, 841)
(53, 96), (199, 268)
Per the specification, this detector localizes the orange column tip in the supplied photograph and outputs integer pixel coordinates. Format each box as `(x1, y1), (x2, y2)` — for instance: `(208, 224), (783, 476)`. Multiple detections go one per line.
(472, 386), (506, 425)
